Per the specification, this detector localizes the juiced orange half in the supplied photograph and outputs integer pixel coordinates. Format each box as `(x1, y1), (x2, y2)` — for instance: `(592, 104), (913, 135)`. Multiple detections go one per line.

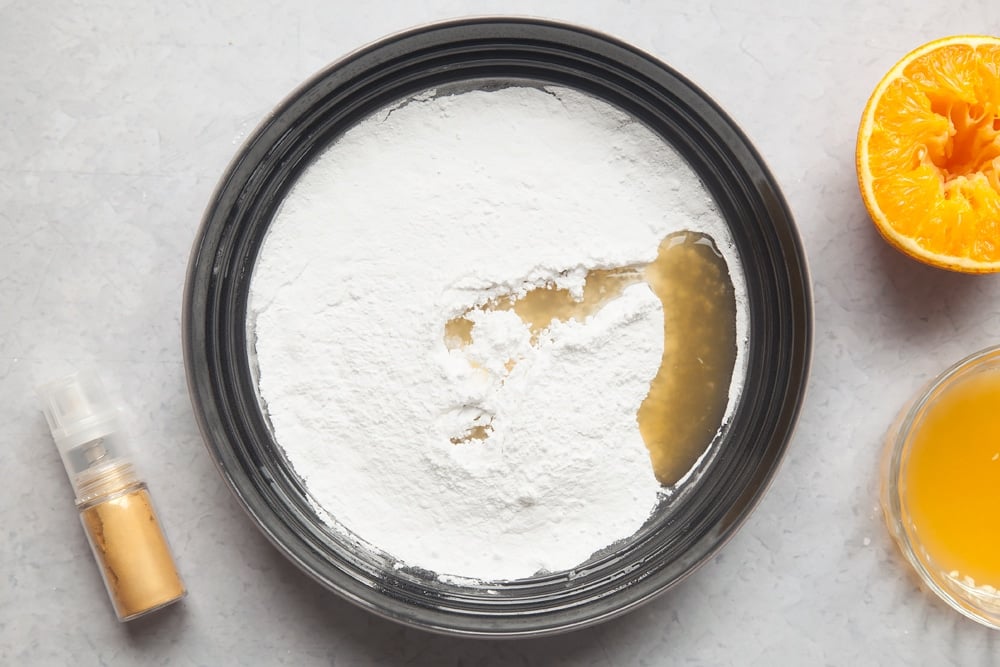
(857, 35), (1000, 273)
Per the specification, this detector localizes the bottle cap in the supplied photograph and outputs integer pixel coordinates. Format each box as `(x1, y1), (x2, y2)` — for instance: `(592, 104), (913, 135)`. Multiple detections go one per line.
(37, 372), (133, 500)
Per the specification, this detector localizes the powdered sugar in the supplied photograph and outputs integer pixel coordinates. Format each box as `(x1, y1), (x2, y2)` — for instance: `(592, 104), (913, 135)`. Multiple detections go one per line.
(249, 84), (746, 581)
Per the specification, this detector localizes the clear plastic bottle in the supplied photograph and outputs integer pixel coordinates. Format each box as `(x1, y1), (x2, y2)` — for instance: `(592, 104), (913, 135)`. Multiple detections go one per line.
(37, 372), (186, 621)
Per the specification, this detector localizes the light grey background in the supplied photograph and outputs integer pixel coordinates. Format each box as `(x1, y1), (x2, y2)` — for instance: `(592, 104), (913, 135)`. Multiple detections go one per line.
(4, 1), (1000, 664)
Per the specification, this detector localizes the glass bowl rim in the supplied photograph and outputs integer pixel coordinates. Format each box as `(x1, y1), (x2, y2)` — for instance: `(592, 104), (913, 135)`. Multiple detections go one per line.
(881, 343), (1000, 630)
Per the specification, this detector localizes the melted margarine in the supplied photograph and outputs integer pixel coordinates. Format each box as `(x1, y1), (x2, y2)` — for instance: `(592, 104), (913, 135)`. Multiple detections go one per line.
(445, 231), (738, 485)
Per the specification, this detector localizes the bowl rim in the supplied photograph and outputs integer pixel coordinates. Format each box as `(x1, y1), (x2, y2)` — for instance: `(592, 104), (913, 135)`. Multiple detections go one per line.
(182, 15), (813, 638)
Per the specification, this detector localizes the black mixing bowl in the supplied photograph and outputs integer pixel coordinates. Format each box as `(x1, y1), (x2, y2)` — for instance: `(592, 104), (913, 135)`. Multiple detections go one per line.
(183, 17), (812, 637)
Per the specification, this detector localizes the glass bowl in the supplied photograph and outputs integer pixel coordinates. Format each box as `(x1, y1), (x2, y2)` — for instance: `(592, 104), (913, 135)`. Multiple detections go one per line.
(882, 345), (1000, 629)
(183, 17), (812, 637)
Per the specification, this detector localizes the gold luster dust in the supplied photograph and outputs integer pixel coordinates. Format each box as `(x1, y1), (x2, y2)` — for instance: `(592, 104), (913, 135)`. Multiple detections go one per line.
(444, 231), (737, 486)
(80, 487), (186, 619)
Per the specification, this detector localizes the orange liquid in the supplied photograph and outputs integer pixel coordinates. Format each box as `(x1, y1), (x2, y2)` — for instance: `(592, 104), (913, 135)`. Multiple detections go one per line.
(903, 368), (1000, 586)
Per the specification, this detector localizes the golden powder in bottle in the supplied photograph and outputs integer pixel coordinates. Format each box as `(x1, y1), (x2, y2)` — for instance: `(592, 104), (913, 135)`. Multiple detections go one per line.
(38, 372), (186, 621)
(80, 485), (186, 619)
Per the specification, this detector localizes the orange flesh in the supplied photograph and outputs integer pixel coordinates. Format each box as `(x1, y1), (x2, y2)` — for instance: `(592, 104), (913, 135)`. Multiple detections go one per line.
(862, 38), (1000, 267)
(903, 368), (1000, 586)
(445, 232), (737, 485)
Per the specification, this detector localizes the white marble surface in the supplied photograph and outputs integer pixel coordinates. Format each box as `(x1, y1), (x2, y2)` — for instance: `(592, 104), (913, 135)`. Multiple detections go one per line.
(3, 0), (1000, 664)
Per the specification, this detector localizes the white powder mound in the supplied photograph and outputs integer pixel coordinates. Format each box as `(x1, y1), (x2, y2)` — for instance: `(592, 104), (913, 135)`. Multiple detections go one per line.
(249, 84), (747, 581)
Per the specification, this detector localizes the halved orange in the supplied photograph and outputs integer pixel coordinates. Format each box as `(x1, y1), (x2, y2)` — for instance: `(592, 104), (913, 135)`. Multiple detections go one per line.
(857, 35), (1000, 273)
